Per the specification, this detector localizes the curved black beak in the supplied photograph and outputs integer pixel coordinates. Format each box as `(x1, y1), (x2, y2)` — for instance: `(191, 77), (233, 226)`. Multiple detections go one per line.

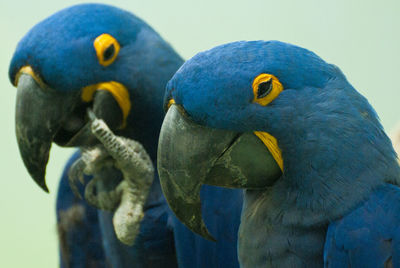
(15, 73), (123, 192)
(157, 105), (282, 240)
(15, 74), (78, 192)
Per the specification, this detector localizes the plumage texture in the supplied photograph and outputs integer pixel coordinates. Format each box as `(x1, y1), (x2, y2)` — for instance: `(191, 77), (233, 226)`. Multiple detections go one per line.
(172, 186), (243, 267)
(324, 184), (400, 267)
(10, 4), (242, 267)
(57, 152), (107, 268)
(165, 40), (400, 267)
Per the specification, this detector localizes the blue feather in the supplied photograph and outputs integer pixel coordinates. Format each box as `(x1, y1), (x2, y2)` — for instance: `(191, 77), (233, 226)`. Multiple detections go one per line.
(324, 183), (400, 267)
(172, 186), (242, 268)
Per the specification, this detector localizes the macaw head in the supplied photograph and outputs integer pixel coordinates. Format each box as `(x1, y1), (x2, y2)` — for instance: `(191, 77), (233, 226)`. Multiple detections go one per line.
(158, 40), (399, 240)
(9, 3), (182, 192)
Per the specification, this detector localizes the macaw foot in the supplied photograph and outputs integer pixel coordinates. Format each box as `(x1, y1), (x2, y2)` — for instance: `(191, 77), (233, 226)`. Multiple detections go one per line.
(68, 110), (154, 245)
(84, 163), (122, 211)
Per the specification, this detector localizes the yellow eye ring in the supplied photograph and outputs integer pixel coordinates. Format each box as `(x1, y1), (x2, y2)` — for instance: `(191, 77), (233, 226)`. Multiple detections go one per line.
(252, 73), (283, 106)
(94, 33), (120, 67)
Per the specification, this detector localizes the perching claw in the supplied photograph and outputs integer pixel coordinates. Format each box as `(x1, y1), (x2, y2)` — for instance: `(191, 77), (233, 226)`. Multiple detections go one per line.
(84, 110), (155, 245)
(68, 158), (86, 199)
(84, 171), (122, 211)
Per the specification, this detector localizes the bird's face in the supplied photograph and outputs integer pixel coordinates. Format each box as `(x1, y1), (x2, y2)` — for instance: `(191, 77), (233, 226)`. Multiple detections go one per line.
(158, 40), (392, 239)
(9, 4), (179, 192)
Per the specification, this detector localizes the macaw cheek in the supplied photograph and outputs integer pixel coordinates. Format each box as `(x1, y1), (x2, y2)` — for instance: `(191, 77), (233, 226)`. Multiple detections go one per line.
(206, 133), (282, 189)
(158, 105), (282, 241)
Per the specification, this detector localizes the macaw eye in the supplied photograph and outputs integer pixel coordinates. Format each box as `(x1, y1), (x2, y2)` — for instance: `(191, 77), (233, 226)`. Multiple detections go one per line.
(256, 79), (273, 98)
(103, 44), (116, 62)
(252, 73), (283, 106)
(94, 33), (120, 67)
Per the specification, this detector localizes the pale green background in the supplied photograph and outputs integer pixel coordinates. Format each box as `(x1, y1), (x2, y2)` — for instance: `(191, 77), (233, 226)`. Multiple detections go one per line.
(0, 0), (399, 267)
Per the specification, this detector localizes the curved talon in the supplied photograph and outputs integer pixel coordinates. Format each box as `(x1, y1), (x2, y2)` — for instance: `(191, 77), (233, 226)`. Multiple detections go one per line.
(87, 108), (96, 121)
(84, 177), (99, 208)
(67, 146), (110, 199)
(68, 158), (86, 199)
(84, 176), (121, 211)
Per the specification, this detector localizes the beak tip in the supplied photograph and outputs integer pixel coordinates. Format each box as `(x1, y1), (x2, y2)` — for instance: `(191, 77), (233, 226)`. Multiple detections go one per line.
(201, 231), (216, 242)
(41, 185), (50, 193)
(36, 180), (49, 193)
(198, 220), (216, 242)
(32, 173), (49, 193)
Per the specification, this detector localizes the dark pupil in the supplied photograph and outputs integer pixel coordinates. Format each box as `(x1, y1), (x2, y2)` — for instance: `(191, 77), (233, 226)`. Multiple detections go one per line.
(257, 79), (273, 98)
(103, 44), (115, 61)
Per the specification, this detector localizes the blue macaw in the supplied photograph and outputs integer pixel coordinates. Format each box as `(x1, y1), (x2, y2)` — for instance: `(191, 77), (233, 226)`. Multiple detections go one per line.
(157, 40), (400, 267)
(9, 4), (242, 267)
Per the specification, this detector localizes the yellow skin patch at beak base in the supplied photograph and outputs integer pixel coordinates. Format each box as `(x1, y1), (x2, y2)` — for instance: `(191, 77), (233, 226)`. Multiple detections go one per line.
(167, 98), (175, 109)
(94, 33), (120, 67)
(254, 131), (283, 171)
(82, 81), (131, 128)
(14, 66), (47, 88)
